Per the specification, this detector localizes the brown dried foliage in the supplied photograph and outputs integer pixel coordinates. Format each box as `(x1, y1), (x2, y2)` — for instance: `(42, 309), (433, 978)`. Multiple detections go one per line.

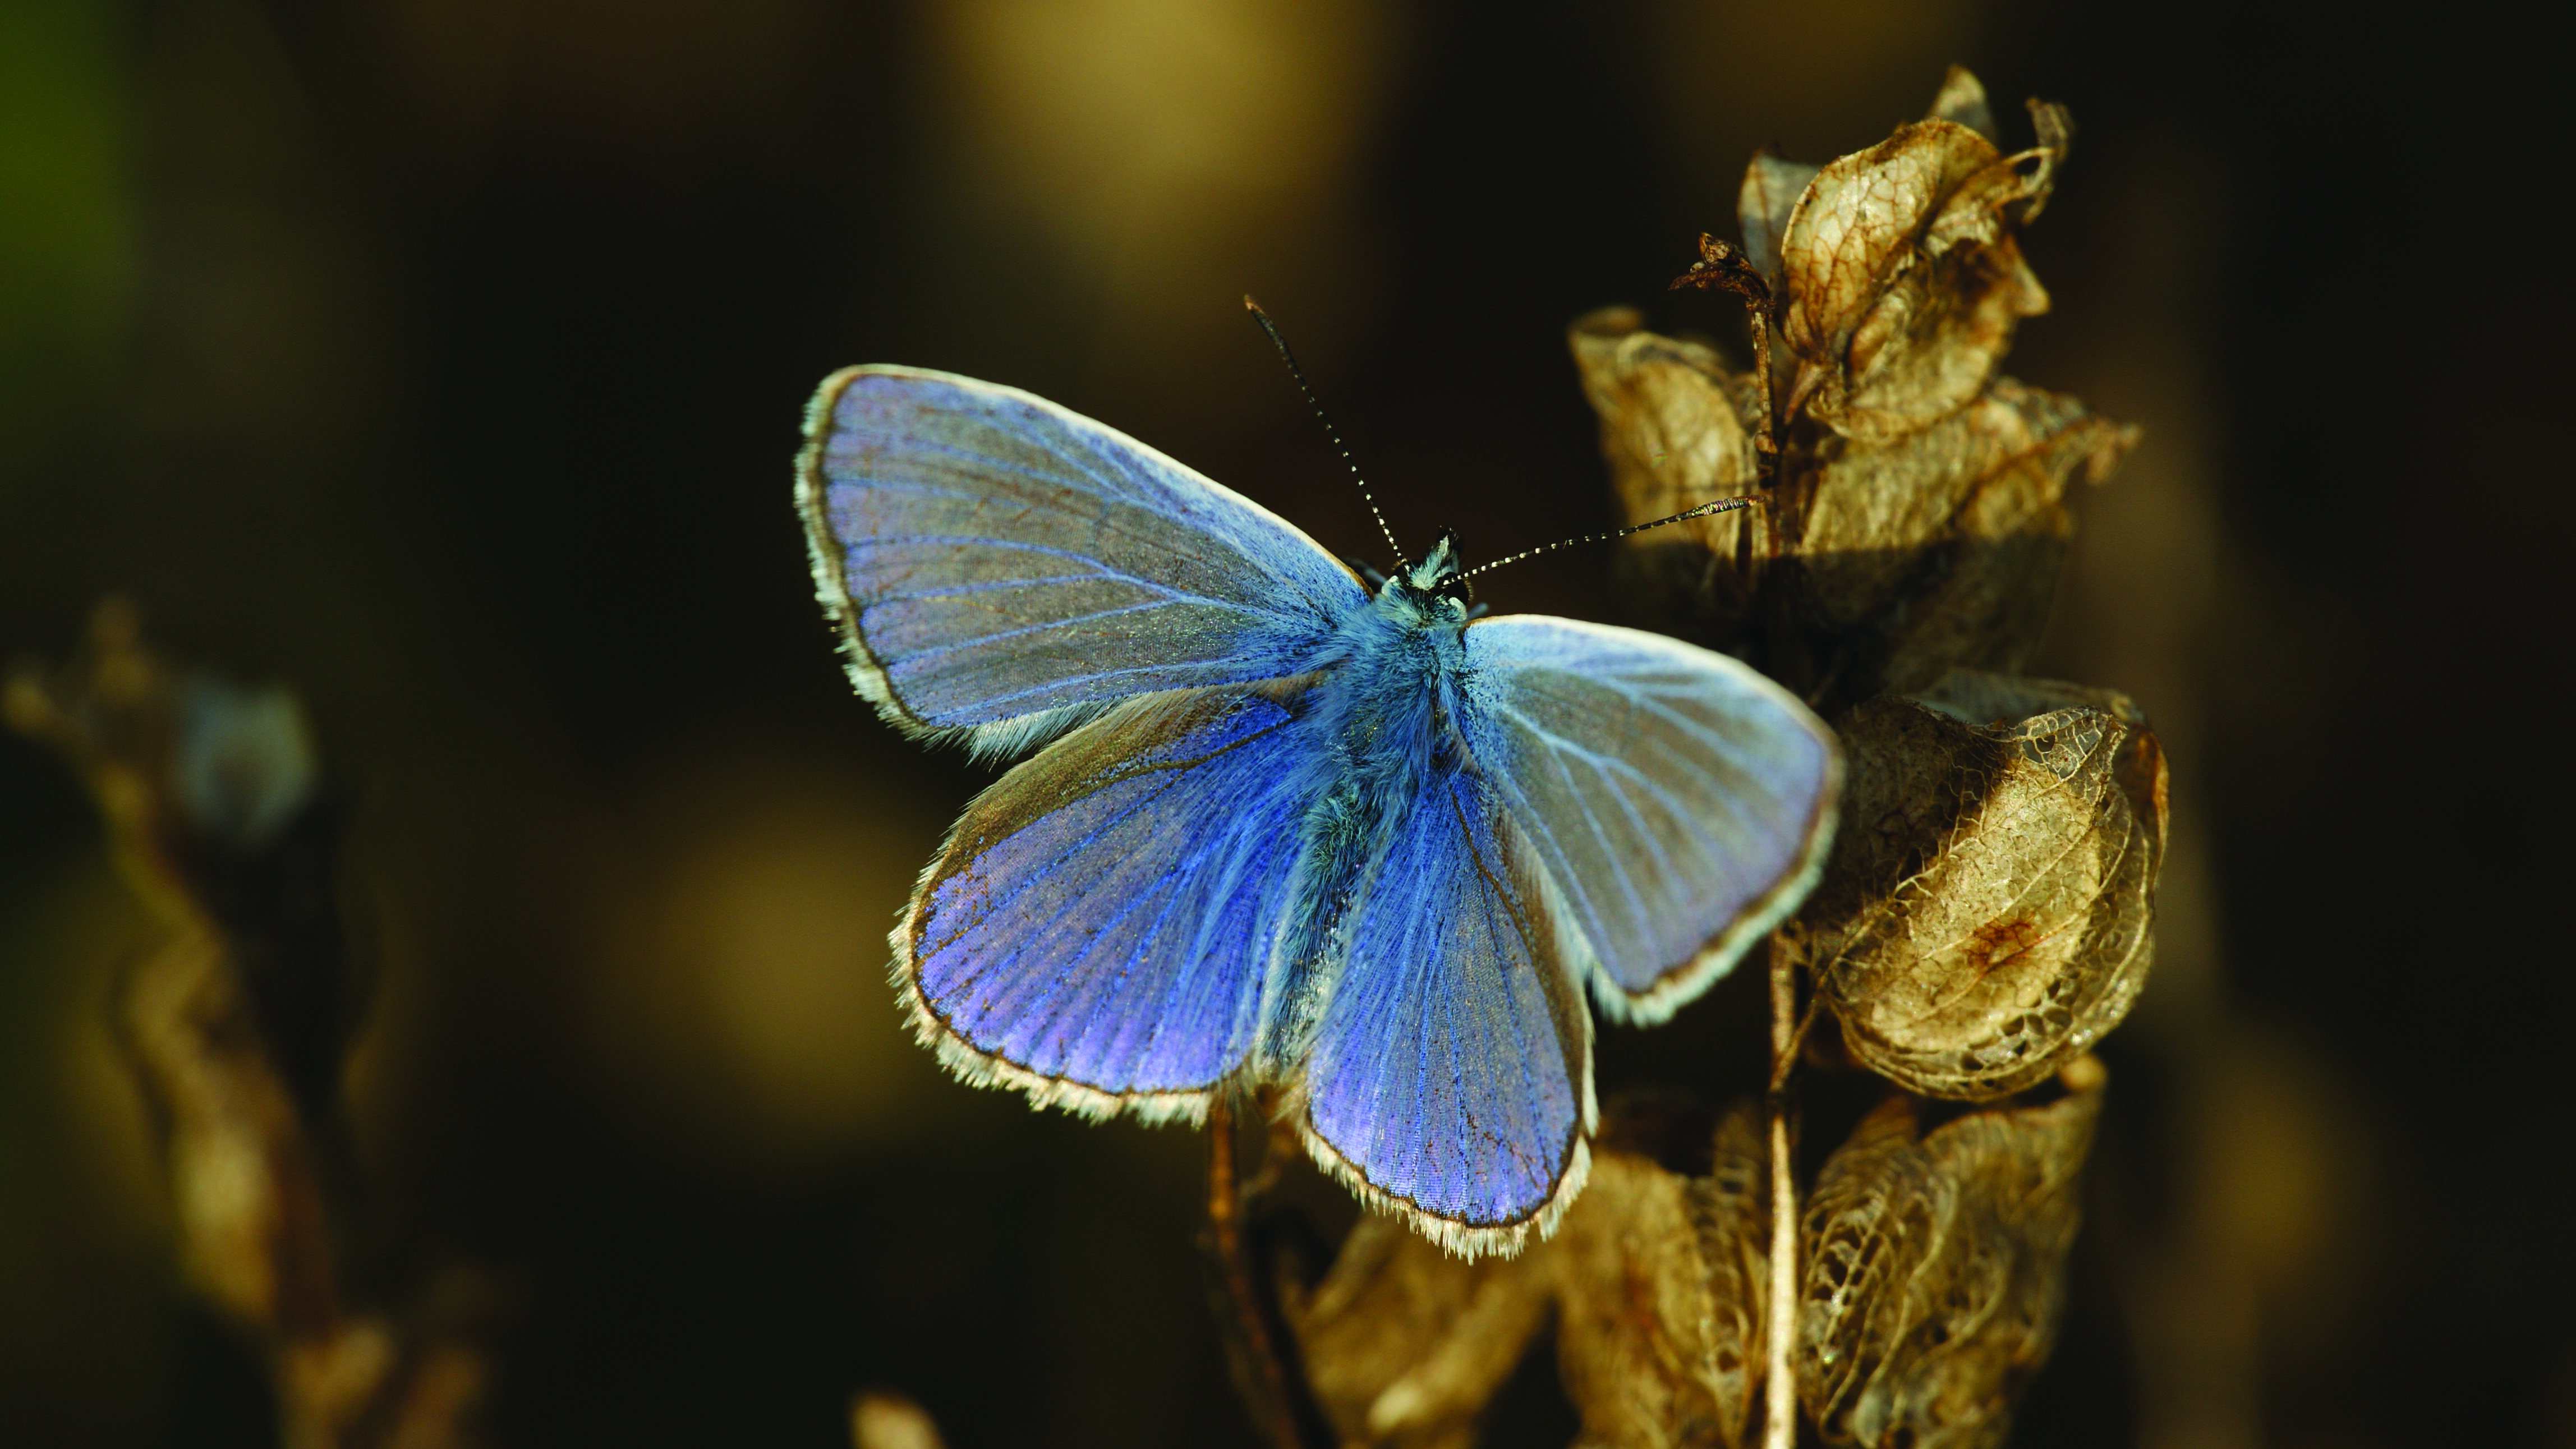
(1789, 671), (2166, 1100)
(1799, 1063), (2104, 1448)
(1290, 1098), (1770, 1449)
(1570, 310), (1766, 633)
(1795, 378), (2136, 700)
(1285, 1070), (2104, 1449)
(1264, 66), (2156, 1449)
(1595, 68), (2139, 709)
(1773, 102), (2066, 445)
(5, 601), (491, 1449)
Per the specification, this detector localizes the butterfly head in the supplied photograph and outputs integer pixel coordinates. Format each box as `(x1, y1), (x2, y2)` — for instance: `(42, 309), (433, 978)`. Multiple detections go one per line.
(1395, 530), (1474, 610)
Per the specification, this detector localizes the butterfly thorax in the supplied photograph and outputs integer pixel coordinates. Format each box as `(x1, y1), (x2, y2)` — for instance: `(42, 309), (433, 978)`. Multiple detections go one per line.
(1261, 536), (1475, 1067)
(1312, 533), (1473, 801)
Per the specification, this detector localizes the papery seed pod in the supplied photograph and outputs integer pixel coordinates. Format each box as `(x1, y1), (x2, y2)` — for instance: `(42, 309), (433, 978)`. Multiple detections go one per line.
(1799, 1062), (2104, 1448)
(1568, 307), (1767, 640)
(1576, 317), (2143, 701)
(1292, 1196), (1549, 1449)
(1569, 328), (2137, 699)
(1554, 1100), (1769, 1449)
(1289, 1097), (1772, 1449)
(1578, 75), (2137, 703)
(1925, 65), (2000, 144)
(1774, 82), (2074, 443)
(1793, 672), (2165, 1098)
(1737, 151), (1821, 286)
(1799, 378), (2138, 700)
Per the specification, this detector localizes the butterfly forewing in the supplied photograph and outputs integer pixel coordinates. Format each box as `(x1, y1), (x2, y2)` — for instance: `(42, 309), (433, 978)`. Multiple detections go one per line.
(1299, 770), (1594, 1257)
(1460, 617), (1840, 1023)
(900, 689), (1318, 1120)
(799, 367), (1366, 748)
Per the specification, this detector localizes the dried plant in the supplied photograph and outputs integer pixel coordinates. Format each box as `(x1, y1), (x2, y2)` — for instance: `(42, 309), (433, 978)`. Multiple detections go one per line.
(1234, 66), (2159, 1449)
(1289, 1096), (1770, 1449)
(1791, 678), (2163, 1100)
(6, 601), (492, 1449)
(1798, 1065), (2102, 1449)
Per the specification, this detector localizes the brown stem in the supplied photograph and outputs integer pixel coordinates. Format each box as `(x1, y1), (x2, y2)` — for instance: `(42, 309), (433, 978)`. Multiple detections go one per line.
(1205, 1098), (1311, 1449)
(1748, 306), (1777, 470)
(1669, 231), (1779, 466)
(1765, 940), (1801, 1449)
(8, 604), (489, 1448)
(1672, 233), (1806, 687)
(1672, 243), (1807, 1438)
(1778, 960), (1834, 1094)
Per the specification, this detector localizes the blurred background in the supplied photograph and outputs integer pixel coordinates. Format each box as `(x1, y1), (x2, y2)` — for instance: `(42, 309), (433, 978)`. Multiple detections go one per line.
(2, 2), (2565, 1445)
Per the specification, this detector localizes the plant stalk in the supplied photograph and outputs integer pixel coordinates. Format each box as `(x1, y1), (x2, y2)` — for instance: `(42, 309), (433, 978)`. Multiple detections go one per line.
(1206, 1098), (1311, 1449)
(1765, 941), (1801, 1449)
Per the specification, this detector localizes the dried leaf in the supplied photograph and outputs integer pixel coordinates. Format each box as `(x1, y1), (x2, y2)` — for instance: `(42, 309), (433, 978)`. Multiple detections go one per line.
(1570, 307), (1767, 633)
(1554, 1101), (1769, 1449)
(6, 602), (491, 1447)
(1737, 151), (1821, 285)
(1924, 65), (1998, 144)
(1572, 307), (1764, 544)
(1294, 1205), (1549, 1449)
(1571, 311), (2137, 698)
(1774, 80), (2071, 443)
(1798, 1066), (2102, 1448)
(1580, 76), (2133, 700)
(1793, 673), (2165, 1099)
(1290, 1098), (1770, 1449)
(1800, 377), (2140, 699)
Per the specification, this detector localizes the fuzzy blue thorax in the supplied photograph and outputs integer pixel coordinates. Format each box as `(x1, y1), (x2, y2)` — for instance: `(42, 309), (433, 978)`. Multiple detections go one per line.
(1314, 533), (1473, 775)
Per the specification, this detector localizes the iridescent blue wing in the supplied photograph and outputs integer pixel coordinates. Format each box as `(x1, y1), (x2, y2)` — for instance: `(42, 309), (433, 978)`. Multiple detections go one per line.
(1460, 617), (1840, 1024)
(897, 688), (1317, 1120)
(1298, 770), (1594, 1258)
(799, 366), (1367, 755)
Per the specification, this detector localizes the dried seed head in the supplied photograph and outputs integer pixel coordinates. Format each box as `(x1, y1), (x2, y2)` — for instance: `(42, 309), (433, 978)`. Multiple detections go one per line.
(1799, 378), (2140, 698)
(1776, 99), (2073, 443)
(1792, 671), (2166, 1100)
(1799, 1071), (2103, 1447)
(1291, 1096), (1774, 1448)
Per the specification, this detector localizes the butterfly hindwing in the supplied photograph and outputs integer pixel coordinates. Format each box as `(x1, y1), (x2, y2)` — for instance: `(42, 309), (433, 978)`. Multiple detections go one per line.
(1460, 615), (1840, 1023)
(898, 688), (1318, 1121)
(800, 367), (1367, 752)
(1298, 768), (1594, 1257)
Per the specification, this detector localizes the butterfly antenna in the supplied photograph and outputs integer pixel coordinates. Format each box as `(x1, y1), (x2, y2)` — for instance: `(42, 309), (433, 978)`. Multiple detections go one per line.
(1455, 496), (1759, 582)
(1244, 295), (1407, 572)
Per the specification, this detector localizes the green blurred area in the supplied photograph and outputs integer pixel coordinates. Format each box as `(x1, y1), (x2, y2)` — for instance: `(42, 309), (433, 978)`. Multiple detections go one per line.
(0, 0), (133, 424)
(3, 3), (2568, 1447)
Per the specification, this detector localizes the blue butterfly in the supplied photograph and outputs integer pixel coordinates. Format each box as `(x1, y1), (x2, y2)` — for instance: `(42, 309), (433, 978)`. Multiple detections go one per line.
(797, 358), (1839, 1257)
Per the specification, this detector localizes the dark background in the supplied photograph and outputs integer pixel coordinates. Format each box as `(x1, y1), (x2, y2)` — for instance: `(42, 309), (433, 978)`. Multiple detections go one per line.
(2, 2), (2566, 1446)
